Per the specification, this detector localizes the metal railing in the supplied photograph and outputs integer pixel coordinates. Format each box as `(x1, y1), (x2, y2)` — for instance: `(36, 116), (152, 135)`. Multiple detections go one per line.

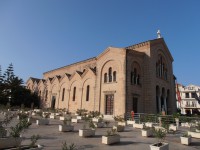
(125, 112), (200, 124)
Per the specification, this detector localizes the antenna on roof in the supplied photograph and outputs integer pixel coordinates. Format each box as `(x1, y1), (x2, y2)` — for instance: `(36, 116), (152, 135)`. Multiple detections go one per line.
(157, 30), (161, 39)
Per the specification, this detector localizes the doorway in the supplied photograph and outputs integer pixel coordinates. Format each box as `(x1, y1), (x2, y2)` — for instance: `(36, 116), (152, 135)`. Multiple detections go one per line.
(51, 96), (56, 109)
(105, 94), (114, 115)
(132, 97), (138, 113)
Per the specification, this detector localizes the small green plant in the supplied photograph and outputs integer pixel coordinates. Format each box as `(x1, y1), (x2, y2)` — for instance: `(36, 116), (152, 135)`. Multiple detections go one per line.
(104, 121), (110, 127)
(172, 113), (180, 119)
(196, 122), (200, 130)
(36, 111), (42, 117)
(63, 117), (72, 126)
(30, 134), (40, 147)
(18, 112), (28, 120)
(88, 111), (100, 118)
(76, 109), (88, 116)
(62, 141), (77, 150)
(106, 128), (118, 136)
(143, 126), (152, 131)
(114, 115), (125, 122)
(0, 112), (15, 138)
(82, 114), (92, 129)
(181, 132), (191, 138)
(153, 128), (166, 146)
(10, 118), (31, 137)
(89, 121), (96, 129)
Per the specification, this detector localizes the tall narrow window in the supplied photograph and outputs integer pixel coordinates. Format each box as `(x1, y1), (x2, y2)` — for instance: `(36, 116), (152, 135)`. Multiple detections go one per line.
(86, 85), (90, 101)
(113, 71), (116, 82)
(108, 67), (112, 82)
(137, 75), (140, 85)
(73, 87), (76, 101)
(134, 68), (137, 84)
(45, 90), (48, 101)
(62, 88), (65, 101)
(131, 72), (134, 84)
(104, 73), (107, 83)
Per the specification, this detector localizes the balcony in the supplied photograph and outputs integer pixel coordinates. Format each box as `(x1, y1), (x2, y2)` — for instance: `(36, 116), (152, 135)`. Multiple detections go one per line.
(184, 104), (197, 108)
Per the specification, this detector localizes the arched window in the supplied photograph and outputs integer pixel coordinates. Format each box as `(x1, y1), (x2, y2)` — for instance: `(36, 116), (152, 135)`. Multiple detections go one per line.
(73, 87), (76, 101)
(156, 55), (168, 80)
(86, 85), (90, 101)
(113, 71), (116, 82)
(104, 73), (107, 83)
(62, 88), (65, 101)
(131, 63), (141, 86)
(108, 67), (112, 82)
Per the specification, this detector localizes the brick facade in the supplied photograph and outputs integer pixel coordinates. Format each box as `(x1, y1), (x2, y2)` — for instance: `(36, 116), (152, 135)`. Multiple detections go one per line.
(26, 38), (176, 116)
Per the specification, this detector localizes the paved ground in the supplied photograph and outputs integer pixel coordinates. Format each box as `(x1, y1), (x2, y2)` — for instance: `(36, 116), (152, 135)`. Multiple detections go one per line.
(1, 113), (200, 150)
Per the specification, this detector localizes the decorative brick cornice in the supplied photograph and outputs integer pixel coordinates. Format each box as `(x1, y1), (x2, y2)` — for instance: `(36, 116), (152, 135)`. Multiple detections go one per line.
(126, 41), (149, 49)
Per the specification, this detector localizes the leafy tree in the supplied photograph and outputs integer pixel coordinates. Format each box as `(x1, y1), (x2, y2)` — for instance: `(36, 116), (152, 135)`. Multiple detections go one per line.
(0, 64), (40, 108)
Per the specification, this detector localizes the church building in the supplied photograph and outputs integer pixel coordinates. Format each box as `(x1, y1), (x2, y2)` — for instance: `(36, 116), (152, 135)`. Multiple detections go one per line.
(26, 35), (176, 116)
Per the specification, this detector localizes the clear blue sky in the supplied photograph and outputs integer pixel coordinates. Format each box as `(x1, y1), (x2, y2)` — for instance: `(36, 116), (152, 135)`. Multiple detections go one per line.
(0, 0), (199, 86)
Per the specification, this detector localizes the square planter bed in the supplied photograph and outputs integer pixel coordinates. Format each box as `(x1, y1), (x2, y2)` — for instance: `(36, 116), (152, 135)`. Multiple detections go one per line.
(118, 121), (126, 126)
(150, 142), (169, 150)
(6, 145), (43, 150)
(169, 125), (177, 131)
(102, 135), (120, 145)
(60, 116), (66, 121)
(142, 129), (153, 137)
(133, 123), (144, 129)
(0, 137), (22, 149)
(154, 126), (167, 133)
(50, 115), (56, 119)
(113, 125), (125, 132)
(188, 131), (200, 138)
(127, 120), (135, 125)
(71, 118), (80, 123)
(59, 125), (74, 132)
(92, 118), (103, 123)
(145, 122), (156, 128)
(79, 129), (95, 137)
(36, 119), (49, 125)
(180, 136), (191, 145)
(77, 116), (82, 120)
(0, 128), (7, 137)
(94, 122), (104, 128)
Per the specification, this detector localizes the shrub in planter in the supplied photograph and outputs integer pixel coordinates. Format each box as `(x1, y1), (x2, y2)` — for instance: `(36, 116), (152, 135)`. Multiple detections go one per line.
(94, 122), (104, 128)
(114, 115), (125, 123)
(150, 128), (168, 150)
(0, 118), (31, 149)
(113, 125), (124, 132)
(62, 141), (77, 150)
(104, 121), (110, 128)
(59, 117), (74, 132)
(17, 112), (29, 120)
(30, 134), (40, 147)
(36, 114), (49, 125)
(195, 122), (200, 132)
(76, 109), (88, 117)
(0, 112), (15, 137)
(180, 132), (191, 145)
(142, 127), (153, 137)
(92, 114), (104, 122)
(79, 116), (96, 137)
(102, 129), (120, 145)
(88, 111), (100, 118)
